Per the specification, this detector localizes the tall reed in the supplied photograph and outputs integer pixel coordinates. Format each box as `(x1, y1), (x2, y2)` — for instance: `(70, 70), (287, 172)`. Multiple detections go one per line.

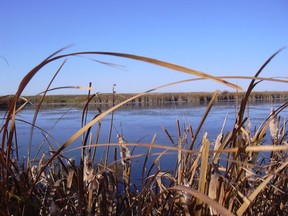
(0, 48), (287, 215)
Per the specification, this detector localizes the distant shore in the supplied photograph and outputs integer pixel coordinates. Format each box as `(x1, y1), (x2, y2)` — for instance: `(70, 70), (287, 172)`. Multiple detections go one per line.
(1, 91), (288, 108)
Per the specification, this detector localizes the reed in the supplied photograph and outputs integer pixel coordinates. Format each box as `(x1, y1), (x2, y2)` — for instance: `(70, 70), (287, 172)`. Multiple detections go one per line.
(0, 48), (287, 215)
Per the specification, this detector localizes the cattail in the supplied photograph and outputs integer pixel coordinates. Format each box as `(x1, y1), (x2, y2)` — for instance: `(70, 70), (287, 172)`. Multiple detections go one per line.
(83, 155), (96, 190)
(117, 134), (131, 166)
(213, 132), (223, 160)
(181, 178), (192, 205)
(30, 155), (47, 186)
(31, 165), (38, 182)
(269, 108), (279, 142)
(246, 117), (251, 135)
(67, 157), (75, 170)
(209, 127), (225, 215)
(117, 134), (131, 208)
(243, 164), (255, 194)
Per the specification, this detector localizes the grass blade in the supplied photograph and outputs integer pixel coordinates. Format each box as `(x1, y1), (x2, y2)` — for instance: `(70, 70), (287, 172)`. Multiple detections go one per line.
(170, 185), (234, 216)
(236, 158), (288, 215)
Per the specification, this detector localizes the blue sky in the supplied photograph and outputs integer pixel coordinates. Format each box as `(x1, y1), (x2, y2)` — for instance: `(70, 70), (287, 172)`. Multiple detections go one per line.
(0, 1), (287, 95)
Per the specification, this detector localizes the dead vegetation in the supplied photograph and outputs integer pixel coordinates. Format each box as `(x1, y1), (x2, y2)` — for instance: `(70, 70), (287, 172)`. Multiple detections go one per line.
(0, 48), (287, 215)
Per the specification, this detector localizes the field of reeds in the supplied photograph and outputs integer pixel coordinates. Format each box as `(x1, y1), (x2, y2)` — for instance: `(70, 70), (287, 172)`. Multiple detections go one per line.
(2, 91), (287, 108)
(0, 48), (288, 215)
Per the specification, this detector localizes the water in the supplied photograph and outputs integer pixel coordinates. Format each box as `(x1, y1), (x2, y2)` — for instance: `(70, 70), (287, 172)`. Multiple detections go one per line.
(0, 101), (286, 170)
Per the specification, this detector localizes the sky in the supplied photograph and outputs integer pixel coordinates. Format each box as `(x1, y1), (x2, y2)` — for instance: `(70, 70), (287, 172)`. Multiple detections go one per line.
(0, 1), (287, 95)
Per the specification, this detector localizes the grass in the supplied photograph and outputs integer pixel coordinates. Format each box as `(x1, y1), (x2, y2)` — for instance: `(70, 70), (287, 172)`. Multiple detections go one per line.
(0, 48), (288, 215)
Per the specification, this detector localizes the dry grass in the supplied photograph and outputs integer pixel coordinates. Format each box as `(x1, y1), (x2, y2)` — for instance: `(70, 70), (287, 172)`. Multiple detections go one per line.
(0, 48), (287, 215)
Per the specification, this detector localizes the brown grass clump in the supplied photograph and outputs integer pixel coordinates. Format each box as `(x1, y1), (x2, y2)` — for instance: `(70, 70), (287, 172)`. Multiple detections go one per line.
(0, 48), (287, 215)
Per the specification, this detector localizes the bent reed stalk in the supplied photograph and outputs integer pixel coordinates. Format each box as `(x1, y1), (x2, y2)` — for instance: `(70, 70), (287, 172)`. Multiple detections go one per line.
(0, 48), (287, 215)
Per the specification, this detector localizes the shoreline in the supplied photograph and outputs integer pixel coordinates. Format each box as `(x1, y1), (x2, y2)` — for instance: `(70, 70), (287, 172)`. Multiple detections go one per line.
(1, 91), (288, 108)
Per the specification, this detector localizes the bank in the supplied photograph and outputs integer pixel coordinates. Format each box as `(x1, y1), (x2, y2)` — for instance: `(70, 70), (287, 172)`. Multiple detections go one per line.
(1, 91), (286, 108)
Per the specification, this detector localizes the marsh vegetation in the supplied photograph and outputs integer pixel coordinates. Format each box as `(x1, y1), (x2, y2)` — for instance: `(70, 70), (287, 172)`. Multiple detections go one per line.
(0, 48), (287, 215)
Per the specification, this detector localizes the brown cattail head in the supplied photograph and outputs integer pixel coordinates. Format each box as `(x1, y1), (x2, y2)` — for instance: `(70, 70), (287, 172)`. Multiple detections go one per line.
(83, 155), (97, 190)
(117, 134), (131, 166)
(269, 108), (280, 141)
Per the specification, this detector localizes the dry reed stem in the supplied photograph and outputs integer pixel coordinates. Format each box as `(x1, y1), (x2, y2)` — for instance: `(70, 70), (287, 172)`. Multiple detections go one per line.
(142, 134), (156, 185)
(170, 186), (234, 216)
(208, 173), (225, 215)
(2, 47), (242, 198)
(196, 132), (210, 215)
(269, 108), (280, 142)
(52, 51), (242, 90)
(191, 90), (219, 149)
(237, 158), (288, 215)
(177, 136), (182, 186)
(2, 48), (288, 215)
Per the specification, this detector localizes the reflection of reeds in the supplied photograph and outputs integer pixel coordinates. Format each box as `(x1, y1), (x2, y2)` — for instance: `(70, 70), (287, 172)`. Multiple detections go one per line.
(1, 48), (288, 215)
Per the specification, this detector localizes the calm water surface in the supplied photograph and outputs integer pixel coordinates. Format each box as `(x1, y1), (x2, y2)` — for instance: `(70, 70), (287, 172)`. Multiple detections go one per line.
(1, 101), (286, 171)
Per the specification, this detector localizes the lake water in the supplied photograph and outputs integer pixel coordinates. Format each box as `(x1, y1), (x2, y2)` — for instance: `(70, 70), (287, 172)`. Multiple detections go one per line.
(1, 101), (286, 172)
